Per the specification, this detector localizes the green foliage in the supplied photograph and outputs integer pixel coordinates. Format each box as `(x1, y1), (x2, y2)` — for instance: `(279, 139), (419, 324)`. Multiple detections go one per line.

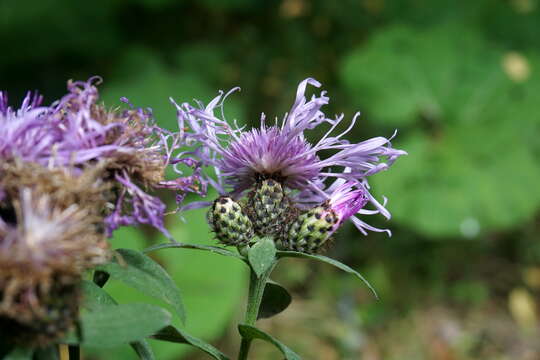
(152, 326), (230, 360)
(101, 48), (245, 131)
(93, 206), (245, 360)
(341, 24), (540, 237)
(258, 280), (292, 319)
(4, 348), (33, 360)
(65, 304), (171, 348)
(277, 251), (378, 298)
(96, 248), (186, 323)
(248, 237), (277, 277)
(144, 242), (244, 259)
(130, 340), (155, 360)
(3, 1), (540, 358)
(238, 325), (301, 360)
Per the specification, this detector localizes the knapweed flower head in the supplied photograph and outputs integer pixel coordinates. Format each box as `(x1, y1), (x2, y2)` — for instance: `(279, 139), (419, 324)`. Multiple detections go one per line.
(0, 77), (204, 237)
(0, 77), (203, 345)
(174, 78), (406, 252)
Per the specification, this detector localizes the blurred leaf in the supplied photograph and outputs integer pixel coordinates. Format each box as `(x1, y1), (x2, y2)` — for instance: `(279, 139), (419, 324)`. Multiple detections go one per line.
(238, 324), (301, 360)
(102, 48), (245, 131)
(65, 304), (171, 348)
(4, 348), (33, 360)
(95, 202), (245, 360)
(81, 280), (156, 359)
(96, 248), (186, 323)
(144, 242), (245, 261)
(258, 280), (292, 319)
(342, 24), (502, 127)
(175, 43), (228, 83)
(341, 24), (540, 237)
(152, 325), (230, 360)
(130, 340), (155, 360)
(0, 0), (119, 63)
(248, 237), (277, 277)
(277, 251), (378, 298)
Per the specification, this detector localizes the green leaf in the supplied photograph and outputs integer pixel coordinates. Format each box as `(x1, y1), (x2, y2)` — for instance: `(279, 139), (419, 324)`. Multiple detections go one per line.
(152, 325), (230, 360)
(96, 248), (186, 323)
(80, 280), (155, 359)
(65, 304), (171, 348)
(238, 325), (300, 360)
(130, 340), (155, 360)
(4, 348), (33, 360)
(277, 251), (378, 299)
(258, 280), (292, 319)
(81, 280), (116, 310)
(90, 204), (246, 360)
(248, 237), (276, 277)
(144, 242), (245, 261)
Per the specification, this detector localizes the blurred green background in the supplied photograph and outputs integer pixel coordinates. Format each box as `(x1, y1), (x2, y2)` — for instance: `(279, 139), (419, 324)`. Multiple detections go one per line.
(2, 0), (540, 358)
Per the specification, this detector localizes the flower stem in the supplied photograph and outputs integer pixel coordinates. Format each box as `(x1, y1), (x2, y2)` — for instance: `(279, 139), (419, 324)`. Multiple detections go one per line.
(237, 262), (276, 360)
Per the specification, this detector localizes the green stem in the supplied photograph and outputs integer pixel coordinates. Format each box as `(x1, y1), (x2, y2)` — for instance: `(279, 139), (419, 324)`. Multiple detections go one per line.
(237, 262), (276, 360)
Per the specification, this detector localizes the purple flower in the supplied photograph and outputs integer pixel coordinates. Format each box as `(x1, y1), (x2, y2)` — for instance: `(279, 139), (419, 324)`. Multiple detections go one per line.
(174, 78), (406, 236)
(0, 78), (203, 238)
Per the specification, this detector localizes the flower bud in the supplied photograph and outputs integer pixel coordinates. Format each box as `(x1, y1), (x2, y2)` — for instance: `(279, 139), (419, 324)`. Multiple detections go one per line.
(279, 181), (369, 253)
(278, 204), (338, 253)
(248, 179), (290, 236)
(207, 196), (253, 246)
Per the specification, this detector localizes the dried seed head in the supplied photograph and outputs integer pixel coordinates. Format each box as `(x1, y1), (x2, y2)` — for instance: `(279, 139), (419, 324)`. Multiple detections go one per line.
(207, 196), (253, 246)
(0, 189), (109, 346)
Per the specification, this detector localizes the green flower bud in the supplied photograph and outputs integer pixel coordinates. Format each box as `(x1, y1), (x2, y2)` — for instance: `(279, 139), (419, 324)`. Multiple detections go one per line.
(248, 179), (290, 236)
(278, 204), (338, 253)
(208, 196), (253, 246)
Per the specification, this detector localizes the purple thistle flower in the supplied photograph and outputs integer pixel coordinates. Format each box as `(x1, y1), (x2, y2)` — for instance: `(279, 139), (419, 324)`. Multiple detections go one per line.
(0, 78), (203, 238)
(174, 78), (406, 236)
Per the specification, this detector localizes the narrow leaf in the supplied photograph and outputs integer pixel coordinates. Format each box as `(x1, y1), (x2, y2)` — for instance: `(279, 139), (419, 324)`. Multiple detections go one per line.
(96, 248), (186, 323)
(152, 325), (230, 360)
(277, 251), (378, 299)
(144, 242), (245, 261)
(238, 324), (300, 360)
(64, 303), (171, 348)
(248, 237), (276, 277)
(130, 340), (155, 360)
(258, 280), (292, 319)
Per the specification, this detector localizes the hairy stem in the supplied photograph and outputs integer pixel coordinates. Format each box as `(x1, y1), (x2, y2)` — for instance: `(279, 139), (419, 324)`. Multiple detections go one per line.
(237, 262), (276, 360)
